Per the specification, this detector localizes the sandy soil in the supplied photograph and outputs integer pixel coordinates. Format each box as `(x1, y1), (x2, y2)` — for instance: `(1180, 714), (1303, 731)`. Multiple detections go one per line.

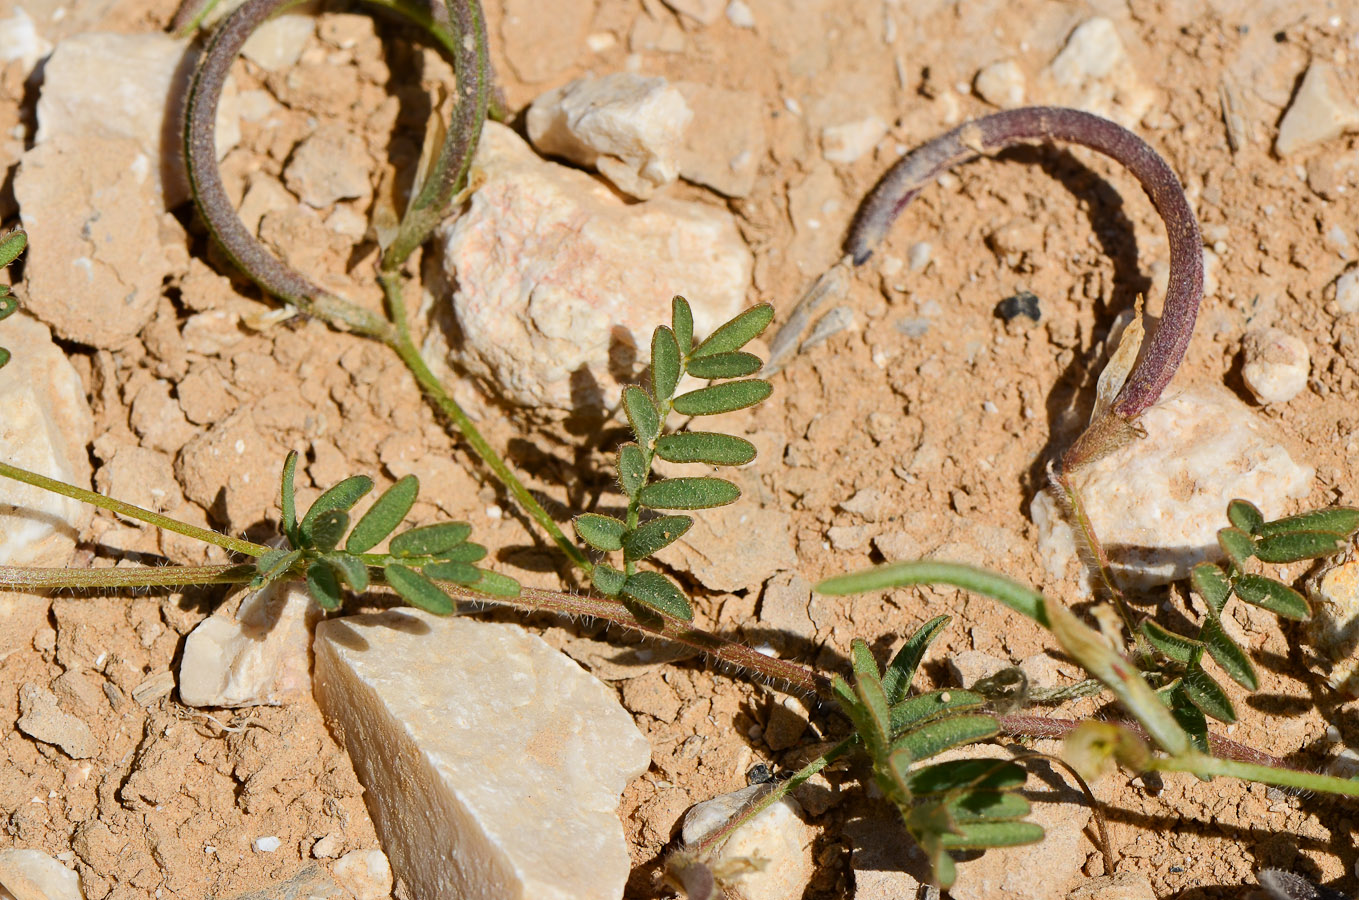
(0, 0), (1356, 897)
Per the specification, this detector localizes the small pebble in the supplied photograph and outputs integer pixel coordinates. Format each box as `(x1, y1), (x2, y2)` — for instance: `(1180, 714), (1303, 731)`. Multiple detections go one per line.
(252, 836), (281, 853)
(1241, 327), (1309, 404)
(995, 291), (1042, 323)
(907, 241), (932, 271)
(725, 0), (755, 28)
(1275, 61), (1359, 156)
(974, 61), (1026, 108)
(822, 116), (888, 164)
(1334, 267), (1359, 314)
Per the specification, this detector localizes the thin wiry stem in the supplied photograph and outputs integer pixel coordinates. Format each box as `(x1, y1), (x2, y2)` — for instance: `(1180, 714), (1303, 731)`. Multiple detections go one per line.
(0, 461), (268, 557)
(0, 564), (253, 589)
(184, 0), (586, 576)
(846, 106), (1203, 426)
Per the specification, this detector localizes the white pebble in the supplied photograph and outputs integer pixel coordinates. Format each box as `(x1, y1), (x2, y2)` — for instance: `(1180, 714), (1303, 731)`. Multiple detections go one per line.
(1241, 327), (1310, 404)
(822, 116), (888, 164)
(1335, 267), (1359, 314)
(907, 241), (932, 272)
(252, 836), (281, 853)
(725, 0), (755, 28)
(974, 61), (1026, 108)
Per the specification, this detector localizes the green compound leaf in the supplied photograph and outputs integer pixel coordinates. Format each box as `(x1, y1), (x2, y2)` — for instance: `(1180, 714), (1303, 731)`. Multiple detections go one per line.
(947, 791), (1031, 823)
(280, 451), (300, 547)
(638, 477), (740, 510)
(307, 560), (343, 611)
(384, 563), (455, 615)
(623, 386), (661, 446)
(621, 570), (693, 620)
(936, 821), (1045, 850)
(322, 552), (370, 593)
(671, 379), (772, 416)
(1181, 662), (1235, 723)
(1217, 526), (1255, 568)
(308, 509), (349, 552)
(1191, 562), (1231, 618)
(1200, 617), (1257, 691)
(684, 351), (763, 380)
(651, 326), (682, 402)
(347, 475), (419, 553)
(250, 548), (301, 589)
(1234, 573), (1310, 620)
(904, 758), (1028, 796)
(1139, 620), (1204, 665)
(654, 432), (756, 466)
(591, 563), (626, 597)
(301, 475), (373, 544)
(690, 303), (774, 359)
(623, 515), (692, 561)
(1253, 531), (1348, 564)
(1227, 499), (1265, 534)
(882, 615), (951, 706)
(470, 569), (520, 597)
(1258, 507), (1359, 539)
(889, 689), (985, 736)
(891, 715), (999, 764)
(389, 522), (472, 557)
(618, 444), (647, 499)
(574, 513), (627, 552)
(422, 560), (481, 585)
(672, 296), (694, 355)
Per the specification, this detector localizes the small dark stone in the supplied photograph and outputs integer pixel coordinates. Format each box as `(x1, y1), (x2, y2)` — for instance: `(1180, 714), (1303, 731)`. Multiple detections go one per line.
(995, 291), (1041, 323)
(746, 763), (774, 785)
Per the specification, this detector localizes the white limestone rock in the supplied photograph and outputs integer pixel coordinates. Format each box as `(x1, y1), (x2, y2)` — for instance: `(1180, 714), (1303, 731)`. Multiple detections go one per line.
(680, 785), (814, 900)
(33, 32), (241, 207)
(0, 849), (85, 900)
(178, 582), (319, 708)
(0, 314), (93, 568)
(438, 122), (751, 411)
(527, 73), (693, 200)
(1241, 327), (1310, 404)
(331, 849), (393, 900)
(313, 610), (651, 900)
(1041, 18), (1155, 127)
(1033, 386), (1313, 590)
(1276, 61), (1359, 157)
(821, 116), (888, 164)
(0, 9), (53, 78)
(975, 61), (1026, 108)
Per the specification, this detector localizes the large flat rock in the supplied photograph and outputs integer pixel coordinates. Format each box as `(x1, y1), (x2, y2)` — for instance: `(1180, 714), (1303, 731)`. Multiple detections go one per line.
(313, 611), (651, 900)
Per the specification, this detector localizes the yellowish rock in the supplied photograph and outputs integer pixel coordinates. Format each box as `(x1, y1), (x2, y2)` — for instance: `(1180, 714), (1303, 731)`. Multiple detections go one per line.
(313, 610), (651, 900)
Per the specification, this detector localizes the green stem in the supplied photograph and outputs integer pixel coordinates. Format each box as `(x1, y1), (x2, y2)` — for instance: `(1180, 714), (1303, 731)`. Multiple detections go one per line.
(0, 462), (269, 557)
(1153, 752), (1359, 797)
(0, 563), (254, 589)
(385, 322), (592, 574)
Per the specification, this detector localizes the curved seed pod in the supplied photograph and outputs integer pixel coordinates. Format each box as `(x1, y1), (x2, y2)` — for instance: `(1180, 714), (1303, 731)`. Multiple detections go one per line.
(846, 106), (1202, 423)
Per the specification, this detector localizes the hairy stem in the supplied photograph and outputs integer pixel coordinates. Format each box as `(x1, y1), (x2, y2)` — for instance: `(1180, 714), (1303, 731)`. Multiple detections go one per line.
(379, 274), (591, 575)
(1154, 752), (1359, 797)
(846, 106), (1202, 424)
(0, 462), (269, 557)
(998, 713), (1287, 769)
(0, 564), (254, 589)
